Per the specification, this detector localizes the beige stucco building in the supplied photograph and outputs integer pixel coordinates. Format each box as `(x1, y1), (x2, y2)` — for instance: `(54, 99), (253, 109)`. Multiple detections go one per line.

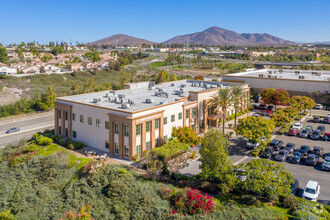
(55, 80), (250, 161)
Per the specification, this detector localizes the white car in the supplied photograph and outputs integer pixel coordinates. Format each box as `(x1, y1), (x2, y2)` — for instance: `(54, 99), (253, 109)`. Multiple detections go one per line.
(302, 180), (320, 202)
(327, 113), (330, 117)
(314, 104), (323, 109)
(322, 156), (330, 171)
(292, 123), (303, 130)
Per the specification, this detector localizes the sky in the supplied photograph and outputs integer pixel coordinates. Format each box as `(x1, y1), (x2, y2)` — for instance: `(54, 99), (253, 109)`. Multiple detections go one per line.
(1, 0), (330, 45)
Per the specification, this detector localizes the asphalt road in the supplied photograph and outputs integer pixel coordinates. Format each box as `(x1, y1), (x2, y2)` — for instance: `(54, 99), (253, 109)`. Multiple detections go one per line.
(0, 114), (54, 147)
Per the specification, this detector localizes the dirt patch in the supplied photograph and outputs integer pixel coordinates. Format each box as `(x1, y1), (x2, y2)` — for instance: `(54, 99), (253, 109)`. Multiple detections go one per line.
(0, 86), (24, 105)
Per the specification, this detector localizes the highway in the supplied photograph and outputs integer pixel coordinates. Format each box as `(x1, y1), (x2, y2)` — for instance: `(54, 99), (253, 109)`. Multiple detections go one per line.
(0, 114), (54, 148)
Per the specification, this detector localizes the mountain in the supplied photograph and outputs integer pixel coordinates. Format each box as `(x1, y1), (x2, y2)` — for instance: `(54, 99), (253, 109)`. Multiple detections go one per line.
(163, 26), (293, 46)
(90, 34), (154, 46)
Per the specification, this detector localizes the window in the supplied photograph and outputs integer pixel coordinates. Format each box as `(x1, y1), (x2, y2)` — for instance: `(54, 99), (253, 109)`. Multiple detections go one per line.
(146, 121), (151, 132)
(72, 113), (76, 121)
(58, 126), (61, 135)
(114, 122), (119, 133)
(80, 115), (84, 123)
(73, 131), (77, 138)
(171, 114), (175, 122)
(125, 145), (129, 157)
(186, 109), (190, 119)
(192, 108), (196, 117)
(124, 125), (129, 136)
(163, 135), (168, 143)
(155, 119), (159, 129)
(58, 110), (61, 119)
(65, 111), (68, 120)
(105, 121), (109, 129)
(65, 128), (68, 137)
(164, 117), (167, 125)
(88, 117), (92, 125)
(114, 143), (119, 154)
(155, 138), (159, 147)
(146, 141), (150, 151)
(96, 119), (101, 127)
(105, 141), (109, 149)
(178, 112), (182, 120)
(136, 124), (141, 135)
(136, 145), (141, 155)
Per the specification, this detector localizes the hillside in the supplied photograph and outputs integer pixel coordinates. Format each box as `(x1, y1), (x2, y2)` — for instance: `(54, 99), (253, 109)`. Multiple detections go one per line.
(163, 26), (293, 46)
(90, 34), (154, 46)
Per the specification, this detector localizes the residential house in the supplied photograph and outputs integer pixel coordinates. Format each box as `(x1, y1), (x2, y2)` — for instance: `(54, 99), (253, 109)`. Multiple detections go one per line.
(0, 66), (17, 75)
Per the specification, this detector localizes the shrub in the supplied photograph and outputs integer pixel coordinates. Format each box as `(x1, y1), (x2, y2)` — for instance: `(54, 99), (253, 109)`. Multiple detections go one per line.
(151, 139), (189, 161)
(81, 160), (103, 174)
(192, 151), (196, 159)
(23, 144), (42, 153)
(172, 126), (201, 145)
(36, 136), (53, 145)
(32, 133), (40, 140)
(161, 188), (216, 215)
(194, 75), (204, 81)
(132, 154), (138, 162)
(0, 210), (15, 220)
(59, 204), (93, 220)
(281, 195), (300, 209)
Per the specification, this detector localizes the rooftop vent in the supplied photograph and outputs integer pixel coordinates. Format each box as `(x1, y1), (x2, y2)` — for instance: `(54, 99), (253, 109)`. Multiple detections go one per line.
(295, 71), (300, 74)
(93, 98), (101, 103)
(118, 94), (125, 99)
(159, 101), (167, 105)
(130, 100), (135, 105)
(180, 84), (186, 88)
(105, 93), (109, 97)
(146, 99), (153, 104)
(171, 83), (176, 86)
(110, 91), (115, 95)
(122, 103), (130, 109)
(268, 71), (273, 74)
(258, 74), (265, 78)
(299, 75), (306, 79)
(279, 69), (284, 73)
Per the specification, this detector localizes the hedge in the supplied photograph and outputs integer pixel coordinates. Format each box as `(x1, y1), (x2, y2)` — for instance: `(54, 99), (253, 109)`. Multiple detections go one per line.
(278, 123), (292, 135)
(251, 141), (269, 157)
(49, 135), (84, 150)
(151, 139), (189, 161)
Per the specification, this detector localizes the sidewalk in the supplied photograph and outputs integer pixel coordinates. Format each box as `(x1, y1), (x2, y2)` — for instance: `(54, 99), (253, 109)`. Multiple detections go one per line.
(0, 110), (54, 124)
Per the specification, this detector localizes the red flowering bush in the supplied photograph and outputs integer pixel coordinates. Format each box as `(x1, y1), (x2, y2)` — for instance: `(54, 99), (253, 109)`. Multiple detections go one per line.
(4, 151), (37, 167)
(161, 188), (215, 215)
(59, 204), (94, 220)
(195, 75), (204, 81)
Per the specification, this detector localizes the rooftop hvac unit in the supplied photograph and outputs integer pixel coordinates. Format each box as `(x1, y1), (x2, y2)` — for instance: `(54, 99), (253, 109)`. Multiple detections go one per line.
(298, 75), (306, 79)
(121, 103), (130, 109)
(171, 83), (176, 86)
(259, 74), (265, 78)
(121, 98), (125, 104)
(268, 75), (272, 78)
(146, 99), (153, 103)
(316, 72), (322, 76)
(273, 76), (278, 78)
(175, 91), (181, 95)
(93, 98), (101, 103)
(295, 71), (300, 74)
(159, 101), (167, 105)
(110, 91), (115, 95)
(148, 86), (155, 90)
(268, 71), (272, 74)
(279, 69), (284, 73)
(130, 100), (135, 105)
(105, 93), (109, 97)
(180, 84), (186, 88)
(118, 94), (125, 99)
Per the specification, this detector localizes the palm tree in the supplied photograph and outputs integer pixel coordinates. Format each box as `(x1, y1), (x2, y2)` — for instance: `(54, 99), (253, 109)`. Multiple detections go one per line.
(231, 85), (244, 128)
(209, 88), (233, 134)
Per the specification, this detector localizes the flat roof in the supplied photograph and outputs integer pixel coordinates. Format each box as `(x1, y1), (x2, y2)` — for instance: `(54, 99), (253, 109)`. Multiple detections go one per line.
(58, 80), (238, 112)
(226, 69), (330, 82)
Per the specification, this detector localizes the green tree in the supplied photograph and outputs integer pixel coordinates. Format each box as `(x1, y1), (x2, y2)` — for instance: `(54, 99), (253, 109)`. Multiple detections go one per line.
(171, 127), (201, 146)
(0, 47), (8, 63)
(231, 85), (243, 128)
(261, 88), (290, 111)
(235, 116), (275, 142)
(0, 210), (15, 220)
(120, 72), (133, 84)
(239, 159), (294, 197)
(155, 71), (170, 84)
(260, 88), (276, 104)
(199, 129), (235, 193)
(290, 96), (316, 116)
(36, 86), (57, 111)
(71, 83), (79, 95)
(40, 53), (53, 62)
(208, 88), (233, 133)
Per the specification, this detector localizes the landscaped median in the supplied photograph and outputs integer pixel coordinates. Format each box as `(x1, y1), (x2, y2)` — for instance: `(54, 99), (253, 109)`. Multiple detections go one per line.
(251, 141), (270, 157)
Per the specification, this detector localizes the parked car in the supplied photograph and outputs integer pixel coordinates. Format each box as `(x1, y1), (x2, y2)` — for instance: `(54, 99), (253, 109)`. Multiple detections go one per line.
(5, 127), (20, 134)
(306, 126), (313, 132)
(314, 104), (323, 109)
(252, 113), (261, 117)
(321, 156), (330, 171)
(252, 104), (259, 109)
(306, 154), (319, 166)
(259, 110), (272, 116)
(313, 116), (321, 123)
(276, 150), (289, 162)
(292, 123), (303, 130)
(324, 133), (330, 141)
(312, 146), (324, 157)
(302, 180), (320, 202)
(291, 152), (303, 164)
(246, 139), (261, 150)
(258, 103), (267, 110)
(328, 113), (330, 117)
(268, 140), (284, 151)
(323, 117), (330, 124)
(290, 179), (299, 195)
(288, 128), (300, 136)
(299, 145), (310, 156)
(284, 143), (296, 154)
(310, 130), (322, 140)
(266, 105), (274, 111)
(300, 129), (311, 138)
(260, 147), (274, 159)
(317, 125), (325, 134)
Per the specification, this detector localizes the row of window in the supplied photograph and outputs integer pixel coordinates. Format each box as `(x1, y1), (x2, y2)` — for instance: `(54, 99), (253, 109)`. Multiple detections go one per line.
(135, 135), (168, 155)
(109, 141), (129, 157)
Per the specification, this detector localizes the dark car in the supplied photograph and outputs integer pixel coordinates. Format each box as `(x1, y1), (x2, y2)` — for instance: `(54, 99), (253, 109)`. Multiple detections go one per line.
(259, 110), (271, 116)
(291, 152), (303, 164)
(266, 105), (274, 111)
(284, 143), (296, 154)
(291, 179), (299, 195)
(313, 146), (324, 157)
(323, 117), (330, 124)
(259, 104), (267, 110)
(288, 128), (300, 136)
(276, 150), (289, 162)
(317, 125), (325, 134)
(313, 116), (321, 123)
(299, 129), (311, 138)
(260, 147), (274, 159)
(252, 104), (259, 109)
(311, 130), (321, 140)
(5, 127), (20, 134)
(306, 154), (319, 166)
(268, 140), (284, 151)
(299, 145), (310, 156)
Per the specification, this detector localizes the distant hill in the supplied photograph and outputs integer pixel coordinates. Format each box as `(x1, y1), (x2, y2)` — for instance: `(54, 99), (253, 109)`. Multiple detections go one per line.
(163, 26), (294, 46)
(90, 34), (154, 46)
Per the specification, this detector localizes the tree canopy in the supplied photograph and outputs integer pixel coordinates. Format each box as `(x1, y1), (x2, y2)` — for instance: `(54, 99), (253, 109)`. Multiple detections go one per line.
(155, 71), (170, 84)
(261, 88), (290, 111)
(0, 47), (8, 63)
(36, 86), (57, 111)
